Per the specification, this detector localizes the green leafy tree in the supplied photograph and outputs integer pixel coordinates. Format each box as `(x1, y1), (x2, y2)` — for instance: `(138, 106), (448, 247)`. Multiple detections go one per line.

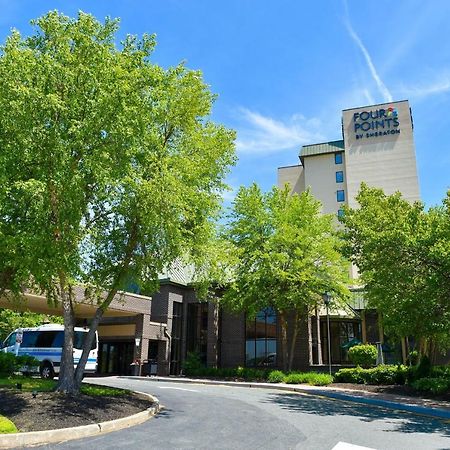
(222, 184), (349, 371)
(0, 12), (235, 394)
(340, 184), (450, 355)
(0, 309), (63, 342)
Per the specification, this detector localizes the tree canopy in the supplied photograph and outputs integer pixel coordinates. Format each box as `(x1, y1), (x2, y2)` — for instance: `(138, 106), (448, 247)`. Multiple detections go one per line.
(222, 184), (349, 370)
(0, 11), (235, 393)
(340, 184), (450, 354)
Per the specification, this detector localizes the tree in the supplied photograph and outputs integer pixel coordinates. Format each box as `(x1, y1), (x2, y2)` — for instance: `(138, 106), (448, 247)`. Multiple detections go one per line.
(222, 184), (349, 371)
(0, 11), (235, 393)
(340, 184), (450, 355)
(0, 309), (63, 342)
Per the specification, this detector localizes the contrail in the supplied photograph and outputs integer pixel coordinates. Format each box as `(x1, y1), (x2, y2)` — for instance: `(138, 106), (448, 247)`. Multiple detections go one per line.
(343, 0), (393, 103)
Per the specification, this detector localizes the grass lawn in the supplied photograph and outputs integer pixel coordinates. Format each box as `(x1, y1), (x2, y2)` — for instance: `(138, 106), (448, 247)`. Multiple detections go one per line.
(0, 376), (129, 396)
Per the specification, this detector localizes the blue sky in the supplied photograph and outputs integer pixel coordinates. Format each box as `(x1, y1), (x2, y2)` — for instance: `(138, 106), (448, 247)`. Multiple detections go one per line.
(0, 0), (449, 207)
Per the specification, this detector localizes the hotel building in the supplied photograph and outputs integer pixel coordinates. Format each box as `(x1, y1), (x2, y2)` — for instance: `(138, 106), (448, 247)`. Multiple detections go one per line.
(4, 100), (438, 375)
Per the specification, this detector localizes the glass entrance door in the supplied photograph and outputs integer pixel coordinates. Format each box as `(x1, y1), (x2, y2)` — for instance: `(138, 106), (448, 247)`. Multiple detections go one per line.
(98, 341), (134, 375)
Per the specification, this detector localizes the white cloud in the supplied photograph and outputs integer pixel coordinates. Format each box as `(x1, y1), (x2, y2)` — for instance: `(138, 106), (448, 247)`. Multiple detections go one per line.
(235, 108), (324, 155)
(397, 75), (450, 99)
(343, 0), (392, 103)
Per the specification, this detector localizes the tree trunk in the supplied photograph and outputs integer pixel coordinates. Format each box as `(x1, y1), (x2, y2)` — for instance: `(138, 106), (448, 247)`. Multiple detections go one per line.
(315, 307), (323, 365)
(56, 280), (76, 394)
(73, 305), (106, 389)
(279, 311), (288, 372)
(288, 310), (299, 372)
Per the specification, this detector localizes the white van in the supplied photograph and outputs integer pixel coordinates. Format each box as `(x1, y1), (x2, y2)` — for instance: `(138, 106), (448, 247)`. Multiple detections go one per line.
(1, 324), (98, 379)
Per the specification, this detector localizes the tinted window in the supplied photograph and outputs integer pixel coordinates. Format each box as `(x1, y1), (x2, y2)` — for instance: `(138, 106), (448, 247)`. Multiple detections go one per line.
(52, 331), (64, 348)
(337, 190), (345, 202)
(4, 333), (16, 347)
(335, 152), (343, 164)
(336, 171), (344, 183)
(246, 307), (277, 367)
(74, 331), (96, 350)
(21, 331), (38, 348)
(35, 331), (59, 348)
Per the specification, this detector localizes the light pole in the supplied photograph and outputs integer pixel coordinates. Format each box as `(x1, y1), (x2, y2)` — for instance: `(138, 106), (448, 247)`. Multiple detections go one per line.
(135, 337), (141, 376)
(322, 292), (332, 376)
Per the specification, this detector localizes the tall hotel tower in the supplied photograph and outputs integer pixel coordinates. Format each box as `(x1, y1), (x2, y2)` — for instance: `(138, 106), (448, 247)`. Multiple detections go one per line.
(278, 100), (420, 216)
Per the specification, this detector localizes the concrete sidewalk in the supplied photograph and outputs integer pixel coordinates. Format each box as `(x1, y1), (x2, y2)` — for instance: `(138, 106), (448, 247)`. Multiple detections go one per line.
(120, 375), (450, 421)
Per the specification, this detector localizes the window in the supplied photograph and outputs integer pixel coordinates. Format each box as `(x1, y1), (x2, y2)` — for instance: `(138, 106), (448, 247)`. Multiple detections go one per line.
(337, 190), (345, 202)
(4, 333), (16, 347)
(187, 303), (209, 365)
(246, 307), (277, 367)
(336, 171), (344, 183)
(335, 152), (343, 164)
(21, 331), (38, 348)
(170, 302), (183, 375)
(337, 209), (344, 218)
(35, 331), (59, 348)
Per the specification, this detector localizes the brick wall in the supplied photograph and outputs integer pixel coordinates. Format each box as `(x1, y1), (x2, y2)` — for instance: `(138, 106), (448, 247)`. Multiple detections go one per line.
(219, 311), (245, 368)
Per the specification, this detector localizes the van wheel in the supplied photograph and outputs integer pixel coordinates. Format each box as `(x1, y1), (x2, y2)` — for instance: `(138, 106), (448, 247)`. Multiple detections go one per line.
(40, 362), (55, 379)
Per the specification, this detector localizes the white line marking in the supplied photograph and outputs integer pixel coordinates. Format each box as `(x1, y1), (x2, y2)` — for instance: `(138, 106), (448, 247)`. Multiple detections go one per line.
(332, 443), (376, 450)
(157, 386), (200, 392)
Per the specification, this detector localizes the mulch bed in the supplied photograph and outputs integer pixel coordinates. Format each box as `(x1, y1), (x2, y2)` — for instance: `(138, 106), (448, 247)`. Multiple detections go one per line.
(0, 388), (153, 432)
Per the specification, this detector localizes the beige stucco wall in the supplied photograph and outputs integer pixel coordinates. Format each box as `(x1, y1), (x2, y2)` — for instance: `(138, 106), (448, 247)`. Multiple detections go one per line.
(98, 324), (136, 338)
(277, 165), (304, 194)
(342, 100), (420, 208)
(303, 152), (347, 215)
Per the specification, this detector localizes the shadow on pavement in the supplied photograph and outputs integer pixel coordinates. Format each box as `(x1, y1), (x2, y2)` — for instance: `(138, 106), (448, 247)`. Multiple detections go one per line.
(262, 392), (450, 437)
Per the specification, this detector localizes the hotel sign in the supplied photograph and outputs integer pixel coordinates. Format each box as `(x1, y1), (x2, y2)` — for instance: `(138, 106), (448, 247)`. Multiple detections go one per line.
(353, 106), (400, 140)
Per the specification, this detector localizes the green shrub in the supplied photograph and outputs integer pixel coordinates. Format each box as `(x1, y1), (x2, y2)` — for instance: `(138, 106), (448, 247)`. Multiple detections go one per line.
(348, 344), (377, 368)
(0, 353), (39, 377)
(429, 365), (450, 380)
(334, 367), (365, 384)
(267, 370), (285, 383)
(183, 352), (203, 376)
(414, 355), (431, 379)
(412, 377), (450, 395)
(334, 365), (408, 385)
(406, 350), (419, 366)
(283, 372), (333, 386)
(283, 373), (308, 384)
(364, 365), (408, 385)
(0, 352), (20, 376)
(0, 415), (17, 434)
(235, 367), (266, 380)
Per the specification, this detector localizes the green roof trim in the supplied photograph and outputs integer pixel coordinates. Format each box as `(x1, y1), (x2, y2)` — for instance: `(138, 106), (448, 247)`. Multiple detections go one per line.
(300, 140), (344, 159)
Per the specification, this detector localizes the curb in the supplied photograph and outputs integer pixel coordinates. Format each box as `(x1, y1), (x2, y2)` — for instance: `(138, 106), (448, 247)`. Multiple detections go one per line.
(120, 375), (450, 421)
(0, 392), (160, 449)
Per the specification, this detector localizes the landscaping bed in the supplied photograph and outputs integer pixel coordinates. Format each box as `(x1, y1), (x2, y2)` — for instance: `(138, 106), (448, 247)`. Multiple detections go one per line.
(0, 379), (153, 433)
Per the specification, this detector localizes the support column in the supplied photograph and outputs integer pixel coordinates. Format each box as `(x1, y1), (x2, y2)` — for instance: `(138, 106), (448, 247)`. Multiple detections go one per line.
(307, 315), (313, 366)
(207, 302), (219, 368)
(361, 310), (367, 343)
(377, 312), (384, 344)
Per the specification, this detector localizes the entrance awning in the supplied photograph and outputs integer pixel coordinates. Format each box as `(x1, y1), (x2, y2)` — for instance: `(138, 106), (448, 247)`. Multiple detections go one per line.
(0, 287), (151, 319)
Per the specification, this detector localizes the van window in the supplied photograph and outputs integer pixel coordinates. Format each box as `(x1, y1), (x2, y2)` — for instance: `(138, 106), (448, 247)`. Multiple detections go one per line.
(22, 331), (38, 348)
(35, 331), (59, 348)
(74, 331), (96, 350)
(4, 333), (16, 347)
(52, 331), (64, 348)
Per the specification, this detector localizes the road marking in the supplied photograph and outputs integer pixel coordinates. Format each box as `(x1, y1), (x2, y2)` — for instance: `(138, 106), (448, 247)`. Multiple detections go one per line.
(157, 386), (200, 392)
(332, 443), (376, 450)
